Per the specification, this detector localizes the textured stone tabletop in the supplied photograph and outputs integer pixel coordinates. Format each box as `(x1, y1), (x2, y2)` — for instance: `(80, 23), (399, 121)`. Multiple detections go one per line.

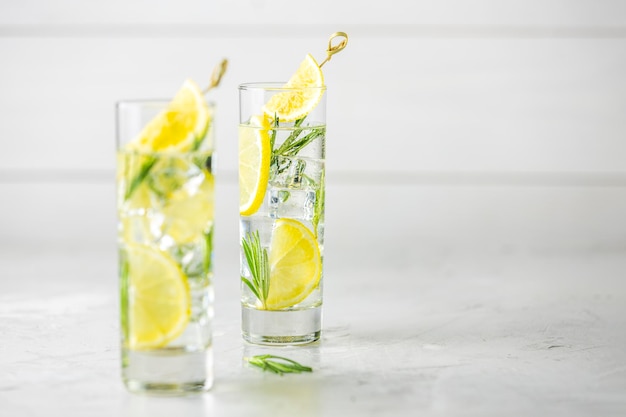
(1, 248), (625, 416)
(1, 184), (626, 416)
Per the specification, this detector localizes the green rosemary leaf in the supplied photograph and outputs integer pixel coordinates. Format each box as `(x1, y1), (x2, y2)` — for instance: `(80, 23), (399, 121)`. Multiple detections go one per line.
(241, 276), (261, 301)
(245, 355), (313, 375)
(241, 231), (270, 309)
(260, 244), (270, 302)
(265, 361), (293, 375)
(203, 227), (214, 276)
(119, 252), (130, 340)
(273, 117), (311, 156)
(311, 170), (324, 238)
(271, 121), (325, 176)
(274, 128), (325, 164)
(125, 157), (157, 200)
(276, 117), (305, 152)
(247, 356), (269, 371)
(294, 117), (305, 128)
(241, 236), (258, 285)
(270, 116), (278, 151)
(282, 127), (325, 157)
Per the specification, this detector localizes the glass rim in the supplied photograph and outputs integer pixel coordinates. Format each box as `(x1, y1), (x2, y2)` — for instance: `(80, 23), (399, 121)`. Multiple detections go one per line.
(238, 82), (326, 92)
(116, 98), (215, 107)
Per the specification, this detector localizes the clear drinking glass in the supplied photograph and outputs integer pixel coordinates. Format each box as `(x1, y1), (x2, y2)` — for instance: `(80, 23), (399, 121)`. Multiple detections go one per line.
(239, 83), (326, 345)
(116, 99), (215, 393)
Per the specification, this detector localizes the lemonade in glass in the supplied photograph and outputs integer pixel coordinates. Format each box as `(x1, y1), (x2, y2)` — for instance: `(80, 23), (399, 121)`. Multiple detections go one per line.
(238, 39), (346, 344)
(116, 80), (215, 393)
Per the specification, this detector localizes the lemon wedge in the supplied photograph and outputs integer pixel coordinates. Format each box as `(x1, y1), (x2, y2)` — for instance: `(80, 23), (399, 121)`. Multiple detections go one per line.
(239, 115), (271, 215)
(263, 54), (325, 121)
(127, 79), (211, 152)
(161, 171), (215, 244)
(123, 244), (190, 349)
(266, 219), (322, 310)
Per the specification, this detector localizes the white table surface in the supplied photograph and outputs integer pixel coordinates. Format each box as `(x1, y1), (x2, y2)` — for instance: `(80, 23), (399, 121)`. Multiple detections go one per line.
(1, 183), (625, 416)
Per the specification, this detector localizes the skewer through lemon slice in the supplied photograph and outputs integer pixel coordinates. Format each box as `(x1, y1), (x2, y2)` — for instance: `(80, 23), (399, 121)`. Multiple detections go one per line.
(263, 54), (325, 122)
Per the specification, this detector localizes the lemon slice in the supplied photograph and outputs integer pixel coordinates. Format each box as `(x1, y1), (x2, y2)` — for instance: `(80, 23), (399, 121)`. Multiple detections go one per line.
(266, 219), (322, 310)
(127, 79), (211, 152)
(161, 171), (215, 244)
(123, 244), (190, 349)
(239, 115), (271, 215)
(263, 54), (325, 122)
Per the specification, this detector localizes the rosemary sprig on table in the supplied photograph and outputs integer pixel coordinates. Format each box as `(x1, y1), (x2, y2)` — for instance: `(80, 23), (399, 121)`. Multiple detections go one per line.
(241, 231), (270, 309)
(246, 355), (313, 375)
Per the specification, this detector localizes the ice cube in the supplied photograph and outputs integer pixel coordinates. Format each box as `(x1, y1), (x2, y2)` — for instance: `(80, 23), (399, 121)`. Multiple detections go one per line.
(269, 187), (316, 221)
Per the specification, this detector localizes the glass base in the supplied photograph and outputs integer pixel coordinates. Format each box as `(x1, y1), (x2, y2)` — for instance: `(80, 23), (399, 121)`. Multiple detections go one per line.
(242, 305), (321, 345)
(122, 347), (213, 395)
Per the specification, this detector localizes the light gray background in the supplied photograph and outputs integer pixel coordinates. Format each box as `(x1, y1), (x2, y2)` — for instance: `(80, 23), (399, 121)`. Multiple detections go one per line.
(1, 1), (625, 416)
(2, 1), (626, 253)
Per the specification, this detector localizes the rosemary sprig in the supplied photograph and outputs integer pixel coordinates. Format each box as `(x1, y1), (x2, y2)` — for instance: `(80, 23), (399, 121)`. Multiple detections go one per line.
(311, 170), (325, 237)
(124, 157), (157, 200)
(124, 134), (208, 201)
(203, 226), (214, 276)
(274, 117), (305, 156)
(269, 115), (279, 151)
(273, 119), (325, 158)
(270, 116), (325, 176)
(119, 252), (130, 340)
(241, 231), (270, 309)
(246, 355), (313, 375)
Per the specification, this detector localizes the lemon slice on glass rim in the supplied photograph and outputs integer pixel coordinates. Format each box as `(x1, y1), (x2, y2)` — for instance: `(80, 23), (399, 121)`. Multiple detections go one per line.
(127, 79), (211, 153)
(262, 54), (325, 122)
(238, 54), (324, 216)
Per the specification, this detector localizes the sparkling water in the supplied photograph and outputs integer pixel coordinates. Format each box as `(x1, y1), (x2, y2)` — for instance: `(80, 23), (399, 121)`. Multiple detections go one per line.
(240, 121), (325, 345)
(117, 149), (214, 393)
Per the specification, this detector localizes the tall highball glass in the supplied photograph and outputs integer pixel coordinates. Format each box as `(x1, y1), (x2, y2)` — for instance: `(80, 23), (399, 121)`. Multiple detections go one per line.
(116, 97), (215, 393)
(239, 83), (326, 345)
